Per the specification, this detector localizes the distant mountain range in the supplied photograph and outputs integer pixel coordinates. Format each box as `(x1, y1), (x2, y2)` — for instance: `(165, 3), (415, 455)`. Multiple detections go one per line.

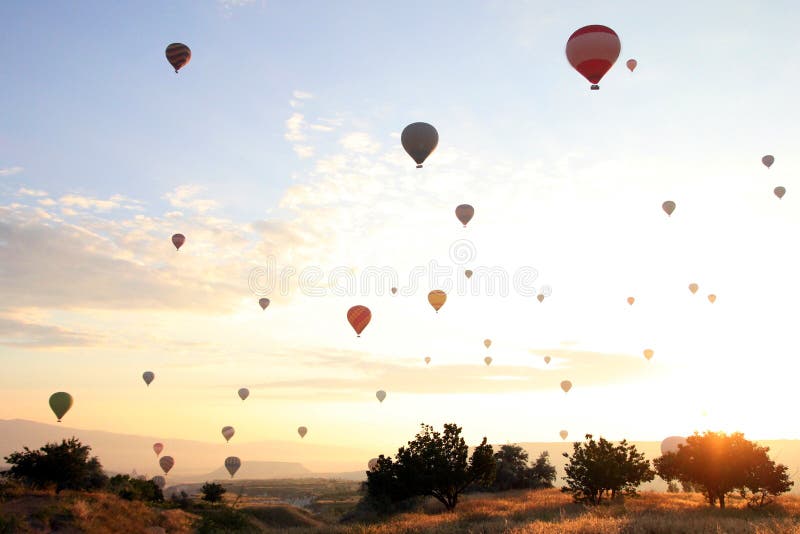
(2, 419), (799, 493)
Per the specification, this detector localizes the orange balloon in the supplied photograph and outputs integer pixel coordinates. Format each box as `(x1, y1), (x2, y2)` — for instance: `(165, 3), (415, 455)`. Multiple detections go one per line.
(484, 356), (492, 366)
(428, 290), (446, 312)
(560, 380), (572, 393)
(627, 297), (634, 305)
(544, 356), (551, 364)
(347, 305), (371, 336)
(689, 283), (698, 294)
(708, 294), (716, 304)
(643, 349), (654, 361)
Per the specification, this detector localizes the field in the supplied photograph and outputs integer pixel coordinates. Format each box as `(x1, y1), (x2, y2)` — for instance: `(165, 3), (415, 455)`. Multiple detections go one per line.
(5, 479), (800, 533)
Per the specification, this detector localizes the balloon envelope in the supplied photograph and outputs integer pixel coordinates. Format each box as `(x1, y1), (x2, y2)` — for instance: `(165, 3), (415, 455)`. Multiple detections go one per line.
(544, 356), (551, 364)
(560, 380), (572, 393)
(221, 426), (235, 442)
(662, 201), (676, 216)
(627, 297), (635, 305)
(689, 283), (698, 294)
(537, 294), (545, 303)
(153, 443), (164, 456)
(455, 204), (475, 227)
(465, 270), (473, 279)
(424, 356), (431, 365)
(565, 25), (621, 89)
(259, 298), (270, 310)
(626, 58), (637, 71)
(376, 390), (386, 403)
(225, 456), (241, 478)
(428, 290), (446, 312)
(484, 339), (491, 349)
(142, 371), (155, 386)
(401, 122), (438, 167)
(347, 305), (371, 336)
(762, 155), (774, 168)
(171, 233), (185, 250)
(49, 392), (73, 422)
(391, 287), (397, 295)
(643, 349), (654, 361)
(708, 294), (716, 303)
(660, 436), (687, 455)
(560, 430), (568, 440)
(775, 186), (786, 199)
(152, 475), (166, 489)
(484, 356), (492, 366)
(298, 426), (308, 438)
(368, 458), (379, 470)
(238, 388), (249, 401)
(165, 43), (191, 73)
(159, 456), (174, 474)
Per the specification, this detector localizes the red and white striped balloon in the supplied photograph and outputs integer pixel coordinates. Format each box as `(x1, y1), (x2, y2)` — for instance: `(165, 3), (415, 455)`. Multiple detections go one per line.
(566, 25), (621, 90)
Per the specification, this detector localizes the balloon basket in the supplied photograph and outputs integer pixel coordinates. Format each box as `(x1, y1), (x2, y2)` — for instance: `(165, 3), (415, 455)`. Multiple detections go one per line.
(590, 85), (599, 90)
(416, 164), (422, 168)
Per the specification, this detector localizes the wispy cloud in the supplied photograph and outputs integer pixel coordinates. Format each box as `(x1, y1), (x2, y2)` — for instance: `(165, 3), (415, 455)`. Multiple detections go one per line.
(340, 132), (381, 154)
(284, 113), (307, 142)
(0, 166), (23, 177)
(18, 188), (47, 197)
(0, 317), (93, 348)
(163, 185), (218, 214)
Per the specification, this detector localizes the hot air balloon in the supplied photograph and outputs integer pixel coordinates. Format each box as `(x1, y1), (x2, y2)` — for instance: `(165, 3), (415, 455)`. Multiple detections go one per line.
(626, 59), (637, 71)
(424, 356), (431, 365)
(484, 356), (493, 366)
(165, 43), (191, 73)
(455, 204), (475, 227)
(225, 456), (241, 478)
(560, 430), (568, 440)
(347, 305), (371, 337)
(465, 270), (473, 279)
(428, 290), (446, 313)
(368, 458), (379, 471)
(376, 390), (386, 403)
(49, 392), (73, 422)
(259, 298), (270, 310)
(565, 25), (621, 90)
(221, 426), (235, 442)
(153, 443), (164, 456)
(775, 186), (786, 199)
(662, 201), (676, 217)
(708, 294), (716, 304)
(159, 456), (174, 475)
(171, 233), (185, 250)
(660, 436), (687, 455)
(560, 380), (572, 393)
(689, 283), (698, 294)
(238, 388), (249, 401)
(537, 294), (545, 303)
(298, 426), (308, 438)
(142, 371), (155, 386)
(643, 349), (654, 361)
(544, 356), (551, 364)
(762, 155), (774, 169)
(484, 339), (492, 349)
(627, 297), (635, 305)
(401, 122), (438, 168)
(152, 475), (166, 489)
(391, 287), (397, 295)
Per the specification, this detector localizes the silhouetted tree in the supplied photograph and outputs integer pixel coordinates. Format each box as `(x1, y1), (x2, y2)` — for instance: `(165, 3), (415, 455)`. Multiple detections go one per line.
(654, 431), (792, 509)
(2, 437), (107, 493)
(365, 423), (495, 511)
(201, 482), (227, 503)
(108, 474), (163, 502)
(491, 445), (556, 491)
(562, 434), (654, 504)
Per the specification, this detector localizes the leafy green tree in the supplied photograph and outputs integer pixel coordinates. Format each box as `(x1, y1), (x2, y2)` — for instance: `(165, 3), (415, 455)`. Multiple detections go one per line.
(491, 445), (555, 491)
(562, 434), (654, 504)
(201, 482), (227, 503)
(365, 423), (495, 511)
(654, 431), (792, 509)
(107, 474), (164, 502)
(2, 437), (107, 493)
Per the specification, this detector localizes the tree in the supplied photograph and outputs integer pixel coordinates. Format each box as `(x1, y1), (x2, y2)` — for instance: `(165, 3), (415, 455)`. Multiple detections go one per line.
(107, 474), (164, 502)
(562, 434), (654, 504)
(365, 423), (495, 511)
(2, 437), (107, 493)
(201, 482), (227, 503)
(491, 445), (556, 491)
(654, 431), (792, 509)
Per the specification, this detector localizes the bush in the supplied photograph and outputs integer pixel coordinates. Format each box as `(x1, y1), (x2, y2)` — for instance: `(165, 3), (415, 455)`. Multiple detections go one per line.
(491, 445), (556, 491)
(195, 506), (253, 533)
(562, 434), (654, 504)
(654, 431), (793, 509)
(2, 437), (107, 493)
(108, 474), (164, 503)
(201, 482), (227, 503)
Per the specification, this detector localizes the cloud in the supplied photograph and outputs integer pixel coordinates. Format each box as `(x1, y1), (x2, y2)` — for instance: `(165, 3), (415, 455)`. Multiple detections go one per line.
(163, 185), (217, 214)
(339, 132), (381, 154)
(0, 317), (93, 348)
(0, 167), (23, 177)
(293, 145), (314, 159)
(284, 113), (307, 142)
(293, 90), (313, 100)
(18, 188), (47, 197)
(218, 0), (255, 8)
(310, 124), (334, 132)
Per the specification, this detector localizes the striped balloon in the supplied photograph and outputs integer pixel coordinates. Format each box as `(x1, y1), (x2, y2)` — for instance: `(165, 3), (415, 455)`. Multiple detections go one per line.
(165, 43), (191, 73)
(566, 25), (621, 89)
(347, 305), (372, 337)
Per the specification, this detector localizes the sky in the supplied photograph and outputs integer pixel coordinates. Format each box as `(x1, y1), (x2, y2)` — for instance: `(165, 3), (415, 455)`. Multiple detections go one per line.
(2, 0), (800, 465)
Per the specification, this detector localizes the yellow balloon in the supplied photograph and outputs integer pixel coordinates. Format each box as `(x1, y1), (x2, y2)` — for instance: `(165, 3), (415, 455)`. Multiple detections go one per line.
(428, 290), (446, 312)
(708, 294), (716, 303)
(689, 283), (698, 294)
(560, 430), (568, 440)
(643, 349), (654, 361)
